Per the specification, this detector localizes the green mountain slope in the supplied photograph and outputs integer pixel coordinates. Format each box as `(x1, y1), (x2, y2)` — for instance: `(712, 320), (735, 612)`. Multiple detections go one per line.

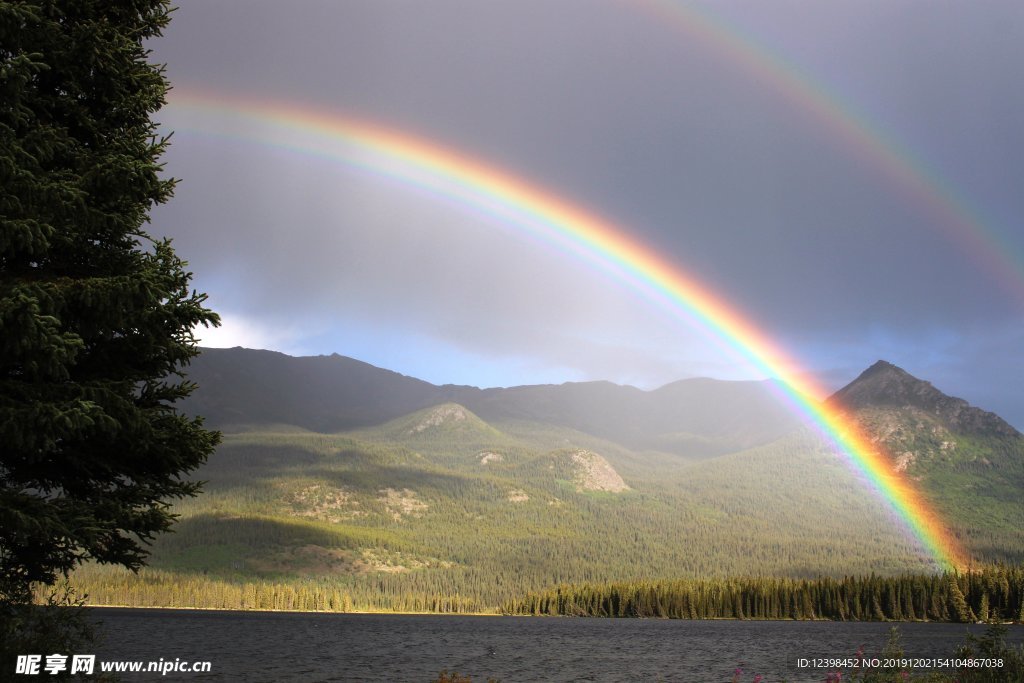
(72, 357), (1023, 613)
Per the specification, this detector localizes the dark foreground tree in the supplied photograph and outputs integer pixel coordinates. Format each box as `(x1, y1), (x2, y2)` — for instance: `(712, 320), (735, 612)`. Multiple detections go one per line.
(0, 0), (219, 609)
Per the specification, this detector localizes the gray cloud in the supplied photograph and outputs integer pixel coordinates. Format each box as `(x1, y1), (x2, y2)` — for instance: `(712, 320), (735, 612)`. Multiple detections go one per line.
(149, 1), (1024, 427)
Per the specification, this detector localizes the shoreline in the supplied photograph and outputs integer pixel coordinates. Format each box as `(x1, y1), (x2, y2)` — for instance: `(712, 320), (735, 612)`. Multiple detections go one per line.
(82, 604), (506, 617)
(80, 604), (1019, 625)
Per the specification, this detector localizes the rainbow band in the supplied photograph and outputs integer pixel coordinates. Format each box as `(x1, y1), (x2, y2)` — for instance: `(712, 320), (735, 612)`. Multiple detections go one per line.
(641, 0), (1024, 307)
(163, 90), (967, 571)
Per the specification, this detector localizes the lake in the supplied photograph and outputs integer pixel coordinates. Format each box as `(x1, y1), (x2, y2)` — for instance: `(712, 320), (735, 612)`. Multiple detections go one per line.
(86, 608), (1023, 682)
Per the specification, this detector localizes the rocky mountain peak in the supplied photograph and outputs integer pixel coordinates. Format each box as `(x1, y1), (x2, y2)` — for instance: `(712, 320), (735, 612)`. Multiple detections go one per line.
(828, 361), (1019, 437)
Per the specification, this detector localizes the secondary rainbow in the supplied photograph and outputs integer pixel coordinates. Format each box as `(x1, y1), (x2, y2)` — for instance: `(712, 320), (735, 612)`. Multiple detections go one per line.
(164, 90), (968, 571)
(638, 0), (1024, 306)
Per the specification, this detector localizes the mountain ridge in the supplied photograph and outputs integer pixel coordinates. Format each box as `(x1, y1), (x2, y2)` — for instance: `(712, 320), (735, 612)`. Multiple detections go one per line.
(182, 347), (802, 457)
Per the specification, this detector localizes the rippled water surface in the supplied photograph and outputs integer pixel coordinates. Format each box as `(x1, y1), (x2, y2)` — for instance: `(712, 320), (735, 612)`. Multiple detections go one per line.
(89, 608), (1023, 682)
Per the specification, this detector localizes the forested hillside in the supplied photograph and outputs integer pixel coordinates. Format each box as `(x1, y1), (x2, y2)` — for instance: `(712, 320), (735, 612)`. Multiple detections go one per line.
(69, 356), (1024, 615)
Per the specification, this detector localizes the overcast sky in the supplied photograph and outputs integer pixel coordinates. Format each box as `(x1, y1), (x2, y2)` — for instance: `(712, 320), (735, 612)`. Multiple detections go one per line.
(148, 1), (1024, 428)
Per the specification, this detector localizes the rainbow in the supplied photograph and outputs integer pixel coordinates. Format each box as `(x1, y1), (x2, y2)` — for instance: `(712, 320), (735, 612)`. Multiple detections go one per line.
(162, 89), (968, 570)
(639, 0), (1024, 306)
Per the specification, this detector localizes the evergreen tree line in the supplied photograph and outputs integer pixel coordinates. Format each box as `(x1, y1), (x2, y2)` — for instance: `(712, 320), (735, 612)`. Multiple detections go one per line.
(507, 565), (1024, 622)
(64, 565), (489, 614)
(65, 564), (1024, 622)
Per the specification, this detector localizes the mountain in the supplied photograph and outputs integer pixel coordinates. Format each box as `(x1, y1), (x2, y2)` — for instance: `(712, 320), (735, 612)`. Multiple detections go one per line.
(828, 360), (1021, 470)
(829, 360), (1019, 438)
(182, 347), (801, 457)
(467, 376), (800, 456)
(181, 347), (453, 432)
(828, 360), (1024, 559)
(72, 354), (1024, 614)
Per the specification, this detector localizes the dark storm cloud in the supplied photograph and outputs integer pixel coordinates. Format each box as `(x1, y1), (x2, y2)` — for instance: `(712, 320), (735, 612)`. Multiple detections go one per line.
(149, 1), (1024, 427)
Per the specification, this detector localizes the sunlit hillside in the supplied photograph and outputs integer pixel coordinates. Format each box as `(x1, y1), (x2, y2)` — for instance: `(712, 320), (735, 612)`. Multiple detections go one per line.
(71, 355), (1024, 613)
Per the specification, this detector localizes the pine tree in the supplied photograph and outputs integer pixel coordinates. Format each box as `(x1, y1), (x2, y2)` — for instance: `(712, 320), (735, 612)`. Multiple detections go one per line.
(0, 0), (219, 606)
(948, 576), (976, 623)
(978, 593), (990, 623)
